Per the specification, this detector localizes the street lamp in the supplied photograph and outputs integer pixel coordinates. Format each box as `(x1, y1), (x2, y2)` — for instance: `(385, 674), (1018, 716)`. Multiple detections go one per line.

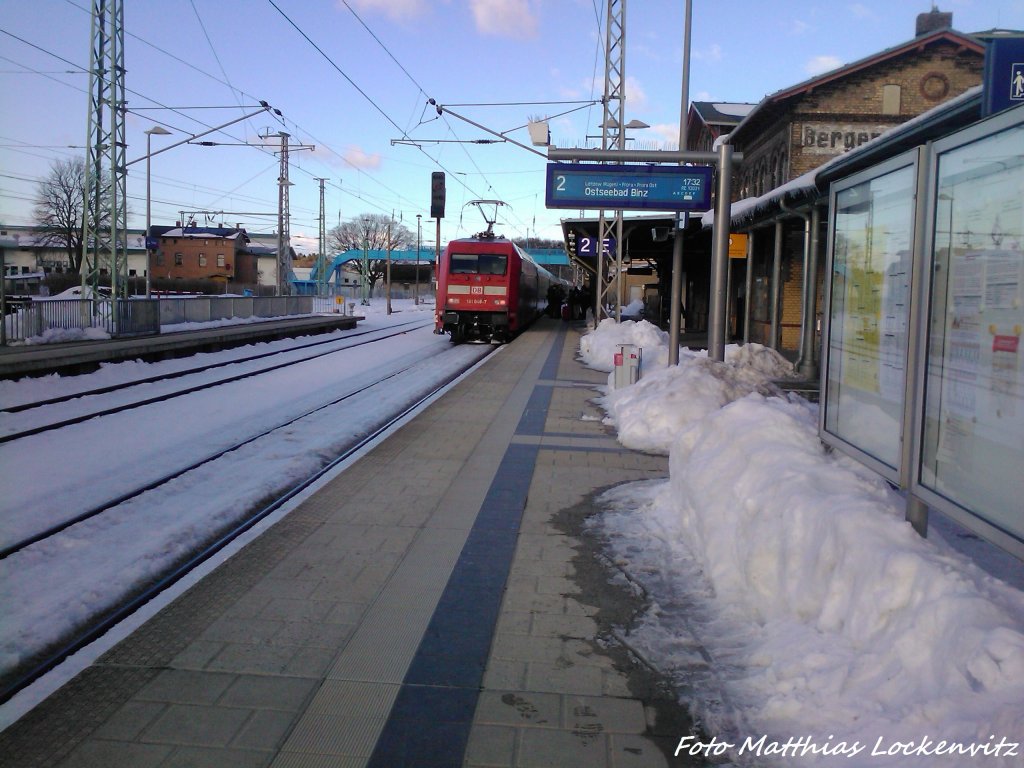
(594, 118), (650, 141)
(416, 214), (422, 305)
(144, 125), (172, 298)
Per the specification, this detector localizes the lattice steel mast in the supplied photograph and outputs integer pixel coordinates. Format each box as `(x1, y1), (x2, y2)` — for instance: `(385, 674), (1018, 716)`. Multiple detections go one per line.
(276, 132), (292, 296)
(596, 0), (626, 322)
(82, 0), (128, 303)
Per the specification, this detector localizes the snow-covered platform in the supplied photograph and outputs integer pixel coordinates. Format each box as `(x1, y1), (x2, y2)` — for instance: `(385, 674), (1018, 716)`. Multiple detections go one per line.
(0, 314), (361, 379)
(0, 318), (682, 767)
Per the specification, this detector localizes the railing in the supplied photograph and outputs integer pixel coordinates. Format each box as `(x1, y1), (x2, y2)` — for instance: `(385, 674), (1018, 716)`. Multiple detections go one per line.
(158, 295), (314, 325)
(2, 298), (160, 345)
(1, 294), (344, 345)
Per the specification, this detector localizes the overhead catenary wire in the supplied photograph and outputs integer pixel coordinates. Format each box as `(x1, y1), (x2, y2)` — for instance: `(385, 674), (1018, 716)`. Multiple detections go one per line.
(265, 0), (547, 240)
(10, 1), (569, 244)
(188, 0), (249, 115)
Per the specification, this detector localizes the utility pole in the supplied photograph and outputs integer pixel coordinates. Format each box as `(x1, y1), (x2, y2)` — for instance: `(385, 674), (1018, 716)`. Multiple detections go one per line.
(386, 219), (392, 315)
(275, 132), (291, 296)
(361, 228), (370, 305)
(416, 214), (422, 305)
(260, 130), (313, 296)
(315, 177), (328, 298)
(668, 0), (692, 365)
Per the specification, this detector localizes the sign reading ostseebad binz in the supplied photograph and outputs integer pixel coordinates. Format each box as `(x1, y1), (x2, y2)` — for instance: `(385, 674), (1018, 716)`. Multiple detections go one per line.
(545, 162), (713, 211)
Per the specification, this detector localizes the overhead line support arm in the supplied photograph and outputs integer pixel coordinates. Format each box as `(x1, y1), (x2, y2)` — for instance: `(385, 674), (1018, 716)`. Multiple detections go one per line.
(125, 102), (275, 167)
(429, 99), (549, 160)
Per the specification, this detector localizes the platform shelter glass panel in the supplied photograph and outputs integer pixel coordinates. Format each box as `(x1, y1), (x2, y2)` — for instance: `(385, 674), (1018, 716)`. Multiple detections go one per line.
(824, 161), (916, 474)
(919, 119), (1024, 541)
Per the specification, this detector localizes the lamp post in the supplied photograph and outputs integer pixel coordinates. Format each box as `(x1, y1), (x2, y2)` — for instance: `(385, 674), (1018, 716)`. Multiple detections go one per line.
(416, 214), (422, 305)
(144, 125), (172, 298)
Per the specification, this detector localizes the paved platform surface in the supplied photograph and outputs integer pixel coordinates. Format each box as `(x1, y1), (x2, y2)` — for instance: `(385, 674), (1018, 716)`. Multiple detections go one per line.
(0, 314), (361, 378)
(0, 318), (695, 767)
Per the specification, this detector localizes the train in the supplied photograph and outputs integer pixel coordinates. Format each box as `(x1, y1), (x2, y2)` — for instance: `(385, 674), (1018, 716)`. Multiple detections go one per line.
(434, 231), (569, 343)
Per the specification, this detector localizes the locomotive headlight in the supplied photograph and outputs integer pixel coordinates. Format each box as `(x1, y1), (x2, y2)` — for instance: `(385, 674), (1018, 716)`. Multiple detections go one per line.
(495, 299), (507, 306)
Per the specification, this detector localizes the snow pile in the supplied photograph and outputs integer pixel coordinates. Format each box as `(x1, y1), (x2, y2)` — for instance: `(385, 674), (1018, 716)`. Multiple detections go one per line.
(578, 318), (672, 372)
(580, 319), (795, 453)
(621, 298), (645, 319)
(25, 326), (111, 344)
(579, 321), (1024, 766)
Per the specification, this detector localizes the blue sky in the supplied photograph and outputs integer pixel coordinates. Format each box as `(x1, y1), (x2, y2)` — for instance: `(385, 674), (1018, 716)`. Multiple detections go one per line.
(3, 0), (1023, 251)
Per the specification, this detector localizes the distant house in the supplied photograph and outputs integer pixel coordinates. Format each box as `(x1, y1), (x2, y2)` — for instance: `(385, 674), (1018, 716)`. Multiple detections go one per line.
(154, 227), (257, 284)
(0, 224), (148, 279)
(686, 102), (756, 154)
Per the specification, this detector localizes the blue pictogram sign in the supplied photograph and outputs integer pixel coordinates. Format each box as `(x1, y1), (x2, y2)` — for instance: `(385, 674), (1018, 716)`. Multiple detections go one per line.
(983, 37), (1024, 116)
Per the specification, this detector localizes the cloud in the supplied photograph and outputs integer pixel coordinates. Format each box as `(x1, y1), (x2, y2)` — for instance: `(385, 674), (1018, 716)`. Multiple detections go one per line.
(805, 55), (843, 76)
(649, 122), (681, 149)
(580, 74), (648, 112)
(848, 3), (876, 20)
(468, 0), (538, 39)
(343, 146), (382, 169)
(624, 75), (648, 112)
(789, 19), (811, 35)
(693, 43), (723, 63)
(344, 0), (428, 21)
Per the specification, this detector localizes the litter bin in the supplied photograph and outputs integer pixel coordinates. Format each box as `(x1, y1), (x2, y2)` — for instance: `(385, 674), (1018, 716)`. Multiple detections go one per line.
(613, 344), (641, 389)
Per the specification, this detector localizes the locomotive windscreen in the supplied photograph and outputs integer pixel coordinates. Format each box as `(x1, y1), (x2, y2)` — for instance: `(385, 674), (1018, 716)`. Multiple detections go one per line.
(450, 253), (507, 275)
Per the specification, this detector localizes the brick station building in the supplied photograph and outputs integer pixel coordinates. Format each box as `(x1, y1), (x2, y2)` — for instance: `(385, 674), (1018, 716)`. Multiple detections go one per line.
(688, 8), (987, 352)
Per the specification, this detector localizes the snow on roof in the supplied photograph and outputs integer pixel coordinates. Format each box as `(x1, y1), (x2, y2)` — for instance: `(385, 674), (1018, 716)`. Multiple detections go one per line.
(7, 231), (147, 250)
(160, 228), (243, 240)
(712, 102), (755, 118)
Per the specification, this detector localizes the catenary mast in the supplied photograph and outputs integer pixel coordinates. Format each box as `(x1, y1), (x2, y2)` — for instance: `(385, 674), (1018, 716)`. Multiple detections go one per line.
(595, 0), (626, 323)
(82, 0), (128, 309)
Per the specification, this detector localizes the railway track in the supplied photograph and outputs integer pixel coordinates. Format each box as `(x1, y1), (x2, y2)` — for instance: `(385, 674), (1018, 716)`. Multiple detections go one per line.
(0, 330), (438, 560)
(0, 336), (496, 704)
(0, 318), (433, 442)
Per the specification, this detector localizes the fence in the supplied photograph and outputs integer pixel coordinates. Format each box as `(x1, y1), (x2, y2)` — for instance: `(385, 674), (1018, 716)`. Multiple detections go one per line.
(1, 295), (319, 345)
(158, 296), (314, 325)
(1, 298), (160, 345)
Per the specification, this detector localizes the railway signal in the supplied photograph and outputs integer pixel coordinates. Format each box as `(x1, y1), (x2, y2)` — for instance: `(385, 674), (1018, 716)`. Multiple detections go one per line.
(430, 171), (446, 219)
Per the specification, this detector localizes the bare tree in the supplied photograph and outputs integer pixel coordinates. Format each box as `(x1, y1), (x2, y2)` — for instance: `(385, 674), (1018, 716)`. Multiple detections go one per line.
(33, 157), (88, 273)
(327, 213), (414, 293)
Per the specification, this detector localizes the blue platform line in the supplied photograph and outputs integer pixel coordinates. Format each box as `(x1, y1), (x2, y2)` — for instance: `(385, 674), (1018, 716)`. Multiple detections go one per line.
(366, 326), (567, 767)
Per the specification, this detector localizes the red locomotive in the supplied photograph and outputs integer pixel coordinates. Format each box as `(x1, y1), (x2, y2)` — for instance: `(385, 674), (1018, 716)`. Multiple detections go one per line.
(435, 230), (566, 343)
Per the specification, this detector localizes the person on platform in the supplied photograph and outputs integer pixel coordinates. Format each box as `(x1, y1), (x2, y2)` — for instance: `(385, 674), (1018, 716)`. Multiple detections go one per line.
(546, 283), (566, 318)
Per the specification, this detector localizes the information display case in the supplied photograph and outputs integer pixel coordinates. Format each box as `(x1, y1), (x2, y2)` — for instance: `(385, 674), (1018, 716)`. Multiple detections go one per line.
(821, 103), (1024, 558)
(821, 151), (918, 479)
(914, 108), (1024, 551)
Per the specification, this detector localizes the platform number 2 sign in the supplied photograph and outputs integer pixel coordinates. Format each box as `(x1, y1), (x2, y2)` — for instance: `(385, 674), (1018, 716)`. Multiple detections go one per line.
(578, 237), (613, 256)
